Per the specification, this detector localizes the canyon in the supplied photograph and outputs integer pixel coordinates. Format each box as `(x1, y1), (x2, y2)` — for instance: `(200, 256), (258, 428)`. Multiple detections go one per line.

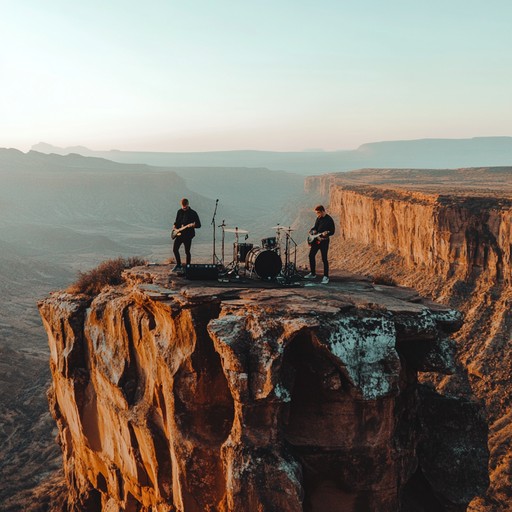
(38, 265), (488, 511)
(3, 148), (511, 510)
(0, 149), (307, 509)
(307, 168), (512, 511)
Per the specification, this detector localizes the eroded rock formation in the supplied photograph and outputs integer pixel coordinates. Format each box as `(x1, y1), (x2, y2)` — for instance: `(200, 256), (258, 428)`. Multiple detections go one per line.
(39, 265), (488, 511)
(312, 168), (512, 511)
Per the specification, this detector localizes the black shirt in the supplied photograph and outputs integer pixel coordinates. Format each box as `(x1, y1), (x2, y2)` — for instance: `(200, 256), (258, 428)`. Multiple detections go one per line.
(312, 213), (335, 239)
(174, 207), (201, 238)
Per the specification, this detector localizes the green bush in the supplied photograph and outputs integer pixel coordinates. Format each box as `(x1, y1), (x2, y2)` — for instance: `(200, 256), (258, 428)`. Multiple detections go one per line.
(69, 256), (146, 296)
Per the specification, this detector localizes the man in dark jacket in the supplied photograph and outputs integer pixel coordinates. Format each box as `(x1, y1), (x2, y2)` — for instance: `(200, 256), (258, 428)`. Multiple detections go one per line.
(172, 198), (201, 271)
(305, 204), (335, 284)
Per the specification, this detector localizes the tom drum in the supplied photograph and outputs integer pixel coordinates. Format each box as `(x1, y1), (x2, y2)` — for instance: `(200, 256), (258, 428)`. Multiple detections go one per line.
(235, 242), (253, 262)
(261, 236), (277, 250)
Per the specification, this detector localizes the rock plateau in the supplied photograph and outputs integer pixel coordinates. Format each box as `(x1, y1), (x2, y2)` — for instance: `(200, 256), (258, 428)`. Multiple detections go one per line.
(39, 265), (488, 511)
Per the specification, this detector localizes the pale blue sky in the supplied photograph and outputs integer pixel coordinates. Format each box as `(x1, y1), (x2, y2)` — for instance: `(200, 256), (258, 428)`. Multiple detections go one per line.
(1, 0), (511, 151)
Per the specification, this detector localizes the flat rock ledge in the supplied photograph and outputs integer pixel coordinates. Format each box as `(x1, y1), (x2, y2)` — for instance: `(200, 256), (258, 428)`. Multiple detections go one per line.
(38, 265), (489, 512)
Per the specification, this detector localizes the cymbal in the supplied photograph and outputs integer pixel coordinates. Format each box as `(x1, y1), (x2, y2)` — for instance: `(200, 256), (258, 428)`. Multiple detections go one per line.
(224, 228), (249, 233)
(271, 225), (294, 231)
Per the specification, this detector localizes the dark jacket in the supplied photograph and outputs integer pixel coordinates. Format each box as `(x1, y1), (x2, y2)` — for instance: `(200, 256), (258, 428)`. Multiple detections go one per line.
(174, 207), (201, 239)
(312, 213), (335, 239)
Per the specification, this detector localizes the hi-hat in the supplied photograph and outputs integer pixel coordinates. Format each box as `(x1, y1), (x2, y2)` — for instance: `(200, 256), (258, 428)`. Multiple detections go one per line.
(224, 227), (249, 233)
(272, 225), (294, 231)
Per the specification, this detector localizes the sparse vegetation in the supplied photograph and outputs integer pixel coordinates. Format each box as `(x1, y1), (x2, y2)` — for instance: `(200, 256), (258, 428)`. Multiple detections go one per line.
(371, 273), (398, 286)
(68, 257), (146, 296)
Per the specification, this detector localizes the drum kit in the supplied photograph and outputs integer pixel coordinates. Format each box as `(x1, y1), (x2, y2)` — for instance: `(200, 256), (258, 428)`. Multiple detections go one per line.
(208, 200), (299, 283)
(216, 223), (298, 282)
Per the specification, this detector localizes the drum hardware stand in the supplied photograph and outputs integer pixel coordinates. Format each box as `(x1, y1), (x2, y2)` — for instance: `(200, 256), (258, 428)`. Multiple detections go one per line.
(275, 224), (281, 255)
(232, 227), (241, 269)
(224, 227), (245, 279)
(272, 224), (284, 256)
(279, 229), (301, 285)
(219, 220), (226, 267)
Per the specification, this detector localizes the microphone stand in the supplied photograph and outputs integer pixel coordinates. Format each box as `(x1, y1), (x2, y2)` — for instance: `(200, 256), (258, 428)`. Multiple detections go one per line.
(211, 199), (219, 265)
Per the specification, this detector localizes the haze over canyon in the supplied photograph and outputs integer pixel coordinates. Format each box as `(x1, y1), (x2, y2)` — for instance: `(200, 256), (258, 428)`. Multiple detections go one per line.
(1, 137), (512, 511)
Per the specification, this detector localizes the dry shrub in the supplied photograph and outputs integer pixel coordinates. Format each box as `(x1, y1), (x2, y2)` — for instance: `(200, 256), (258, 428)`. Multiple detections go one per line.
(69, 256), (146, 296)
(371, 273), (398, 286)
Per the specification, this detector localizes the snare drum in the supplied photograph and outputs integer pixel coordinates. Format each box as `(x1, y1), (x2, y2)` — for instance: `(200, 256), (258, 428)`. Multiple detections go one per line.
(246, 248), (282, 279)
(235, 242), (253, 263)
(261, 237), (277, 250)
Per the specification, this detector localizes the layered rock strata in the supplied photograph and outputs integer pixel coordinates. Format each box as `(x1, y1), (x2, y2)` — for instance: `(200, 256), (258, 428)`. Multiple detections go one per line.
(331, 187), (512, 291)
(311, 168), (512, 511)
(39, 265), (488, 511)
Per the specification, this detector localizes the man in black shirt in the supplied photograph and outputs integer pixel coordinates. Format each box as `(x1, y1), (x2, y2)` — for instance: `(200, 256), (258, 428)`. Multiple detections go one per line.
(305, 204), (335, 284)
(172, 198), (201, 271)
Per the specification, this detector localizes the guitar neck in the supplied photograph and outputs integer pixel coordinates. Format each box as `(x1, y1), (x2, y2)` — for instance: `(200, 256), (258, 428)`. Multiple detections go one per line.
(178, 223), (193, 232)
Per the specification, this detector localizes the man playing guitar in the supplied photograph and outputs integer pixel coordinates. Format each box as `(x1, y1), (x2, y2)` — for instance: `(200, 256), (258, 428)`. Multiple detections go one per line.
(305, 204), (335, 284)
(172, 198), (201, 271)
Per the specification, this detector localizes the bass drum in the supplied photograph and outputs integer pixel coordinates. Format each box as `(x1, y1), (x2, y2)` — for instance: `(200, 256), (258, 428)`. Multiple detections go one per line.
(245, 248), (282, 279)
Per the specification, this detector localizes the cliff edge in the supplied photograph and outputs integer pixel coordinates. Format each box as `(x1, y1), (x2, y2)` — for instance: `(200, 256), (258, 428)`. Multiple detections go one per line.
(39, 265), (488, 511)
(309, 167), (512, 511)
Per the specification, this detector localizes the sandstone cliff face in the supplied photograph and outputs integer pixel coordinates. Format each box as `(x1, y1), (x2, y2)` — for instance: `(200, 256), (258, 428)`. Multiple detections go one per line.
(318, 170), (512, 511)
(39, 266), (488, 511)
(331, 186), (512, 290)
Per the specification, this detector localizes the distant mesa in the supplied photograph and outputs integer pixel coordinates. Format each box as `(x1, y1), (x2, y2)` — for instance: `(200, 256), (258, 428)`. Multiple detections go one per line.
(30, 137), (512, 175)
(32, 142), (94, 155)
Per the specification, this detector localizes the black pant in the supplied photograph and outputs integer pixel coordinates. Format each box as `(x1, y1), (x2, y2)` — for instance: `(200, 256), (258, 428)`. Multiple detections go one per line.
(309, 239), (329, 276)
(173, 236), (193, 266)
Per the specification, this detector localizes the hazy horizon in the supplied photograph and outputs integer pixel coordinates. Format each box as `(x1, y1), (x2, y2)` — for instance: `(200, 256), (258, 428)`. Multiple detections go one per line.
(1, 134), (511, 156)
(2, 1), (512, 153)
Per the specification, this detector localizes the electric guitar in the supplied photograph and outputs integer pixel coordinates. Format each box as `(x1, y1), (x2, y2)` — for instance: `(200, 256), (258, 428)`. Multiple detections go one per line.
(307, 231), (328, 246)
(171, 223), (195, 239)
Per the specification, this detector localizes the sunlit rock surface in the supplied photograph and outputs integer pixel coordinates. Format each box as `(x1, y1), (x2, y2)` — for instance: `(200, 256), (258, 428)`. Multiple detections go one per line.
(39, 265), (488, 511)
(308, 167), (512, 511)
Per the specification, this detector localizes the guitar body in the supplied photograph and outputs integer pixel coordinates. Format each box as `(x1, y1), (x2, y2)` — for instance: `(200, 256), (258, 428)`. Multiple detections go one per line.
(308, 231), (329, 247)
(307, 233), (325, 246)
(171, 223), (195, 240)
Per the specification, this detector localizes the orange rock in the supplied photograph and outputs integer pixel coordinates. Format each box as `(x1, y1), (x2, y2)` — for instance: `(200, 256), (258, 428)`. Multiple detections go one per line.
(38, 267), (488, 511)
(319, 167), (512, 510)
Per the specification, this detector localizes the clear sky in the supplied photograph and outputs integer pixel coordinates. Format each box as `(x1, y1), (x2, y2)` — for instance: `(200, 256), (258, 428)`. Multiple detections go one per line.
(1, 0), (512, 152)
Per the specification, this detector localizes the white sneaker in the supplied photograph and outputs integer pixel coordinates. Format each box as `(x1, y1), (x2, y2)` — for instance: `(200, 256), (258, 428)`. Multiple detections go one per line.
(321, 276), (329, 284)
(304, 273), (316, 279)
